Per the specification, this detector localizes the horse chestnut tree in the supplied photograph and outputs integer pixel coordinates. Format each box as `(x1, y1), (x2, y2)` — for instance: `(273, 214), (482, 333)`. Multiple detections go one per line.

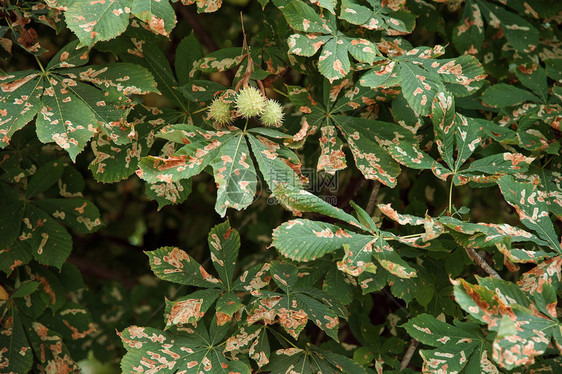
(0, 0), (561, 373)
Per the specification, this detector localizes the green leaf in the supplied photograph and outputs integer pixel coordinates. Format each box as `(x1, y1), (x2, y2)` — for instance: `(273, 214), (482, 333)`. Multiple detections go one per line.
(404, 314), (495, 373)
(181, 0), (223, 13)
(335, 115), (402, 187)
(515, 63), (548, 102)
(45, 39), (91, 70)
(421, 55), (486, 97)
(498, 175), (560, 252)
(453, 277), (559, 370)
(272, 219), (373, 261)
(191, 47), (245, 75)
(323, 263), (354, 305)
(215, 291), (244, 319)
(119, 324), (251, 374)
(33, 198), (102, 233)
(164, 288), (222, 328)
(359, 61), (401, 89)
(131, 0), (177, 37)
(288, 33), (330, 57)
(452, 0), (484, 54)
(317, 37), (351, 83)
(270, 262), (299, 293)
(277, 0), (330, 33)
(179, 80), (227, 103)
(545, 59), (562, 82)
(211, 134), (257, 217)
(224, 325), (270, 368)
(294, 292), (340, 340)
(0, 199), (25, 251)
(146, 246), (222, 287)
(11, 281), (40, 299)
(175, 33), (203, 84)
(399, 61), (445, 116)
(22, 205), (73, 269)
(65, 0), (130, 47)
(99, 28), (187, 108)
(476, 0), (540, 53)
(271, 183), (364, 229)
(145, 179), (192, 209)
(0, 72), (43, 148)
(208, 220), (240, 288)
(89, 105), (171, 183)
(0, 308), (33, 373)
(24, 318), (80, 371)
(458, 152), (534, 183)
(36, 78), (98, 161)
(518, 256), (562, 295)
(337, 240), (377, 277)
(343, 37), (378, 64)
(431, 91), (456, 169)
(247, 134), (304, 191)
(317, 124), (347, 174)
(138, 125), (236, 183)
(482, 84), (541, 108)
(264, 345), (366, 374)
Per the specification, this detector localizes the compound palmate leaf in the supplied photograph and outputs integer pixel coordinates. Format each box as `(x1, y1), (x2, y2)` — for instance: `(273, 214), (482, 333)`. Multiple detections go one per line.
(146, 221), (252, 328)
(0, 307), (33, 373)
(265, 345), (367, 374)
(404, 314), (498, 373)
(0, 159), (102, 273)
(119, 324), (250, 374)
(280, 0), (378, 82)
(247, 262), (345, 341)
(272, 195), (417, 279)
(453, 277), (561, 370)
(0, 40), (158, 160)
(138, 123), (304, 215)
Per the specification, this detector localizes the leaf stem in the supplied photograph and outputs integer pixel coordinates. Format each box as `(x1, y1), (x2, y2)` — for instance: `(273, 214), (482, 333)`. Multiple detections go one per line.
(448, 177), (454, 215)
(267, 326), (299, 349)
(273, 88), (289, 98)
(192, 106), (208, 114)
(34, 55), (47, 75)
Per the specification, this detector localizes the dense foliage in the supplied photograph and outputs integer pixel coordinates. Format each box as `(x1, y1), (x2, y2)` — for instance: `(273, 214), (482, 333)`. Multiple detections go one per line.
(0, 0), (561, 372)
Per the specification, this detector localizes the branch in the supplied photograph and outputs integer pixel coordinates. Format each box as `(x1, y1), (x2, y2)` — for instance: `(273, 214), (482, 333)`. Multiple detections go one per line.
(175, 5), (218, 53)
(337, 176), (366, 210)
(365, 181), (381, 216)
(465, 247), (502, 279)
(400, 338), (419, 371)
(67, 256), (137, 288)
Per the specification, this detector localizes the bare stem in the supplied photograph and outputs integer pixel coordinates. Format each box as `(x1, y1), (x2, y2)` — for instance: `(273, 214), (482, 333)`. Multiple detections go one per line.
(175, 5), (217, 52)
(400, 338), (419, 371)
(465, 247), (501, 279)
(365, 181), (381, 216)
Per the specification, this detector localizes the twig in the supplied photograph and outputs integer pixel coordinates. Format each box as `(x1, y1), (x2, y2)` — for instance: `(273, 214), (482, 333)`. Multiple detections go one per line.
(400, 338), (419, 371)
(235, 12), (255, 91)
(175, 5), (217, 52)
(365, 181), (381, 216)
(67, 256), (137, 288)
(314, 330), (325, 346)
(337, 176), (366, 210)
(465, 247), (501, 279)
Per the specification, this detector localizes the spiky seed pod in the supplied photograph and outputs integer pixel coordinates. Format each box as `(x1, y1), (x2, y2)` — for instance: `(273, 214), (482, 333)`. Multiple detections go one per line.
(235, 86), (266, 118)
(208, 99), (232, 126)
(260, 99), (284, 127)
